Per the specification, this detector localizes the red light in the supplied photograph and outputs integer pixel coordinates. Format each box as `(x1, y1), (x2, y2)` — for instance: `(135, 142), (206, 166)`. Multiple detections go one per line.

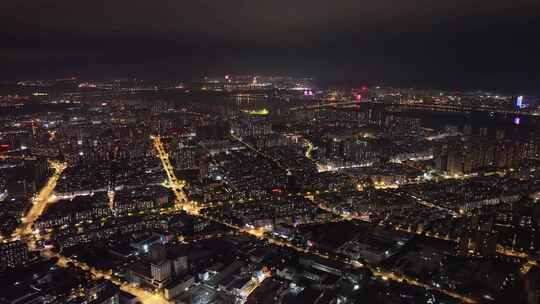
(356, 94), (362, 101)
(0, 144), (10, 148)
(361, 86), (368, 91)
(272, 188), (282, 193)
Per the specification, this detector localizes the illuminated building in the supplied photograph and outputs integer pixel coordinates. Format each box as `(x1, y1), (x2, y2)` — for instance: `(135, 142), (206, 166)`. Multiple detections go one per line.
(151, 260), (172, 285)
(434, 139), (524, 175)
(516, 95), (524, 108)
(174, 144), (200, 170)
(163, 276), (195, 300)
(458, 231), (497, 257)
(0, 240), (29, 270)
(85, 281), (120, 304)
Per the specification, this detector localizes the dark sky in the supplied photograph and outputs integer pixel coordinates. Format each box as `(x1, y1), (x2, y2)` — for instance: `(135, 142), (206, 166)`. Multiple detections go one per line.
(1, 0), (540, 91)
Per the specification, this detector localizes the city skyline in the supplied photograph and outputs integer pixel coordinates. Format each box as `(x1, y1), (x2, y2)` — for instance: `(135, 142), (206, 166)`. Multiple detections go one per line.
(1, 1), (540, 303)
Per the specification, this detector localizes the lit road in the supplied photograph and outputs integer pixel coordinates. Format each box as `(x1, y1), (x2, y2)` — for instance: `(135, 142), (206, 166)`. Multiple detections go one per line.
(242, 271), (271, 299)
(6, 139), (479, 304)
(259, 229), (478, 304)
(151, 135), (200, 214)
(302, 137), (327, 172)
(151, 137), (479, 304)
(388, 191), (539, 264)
(13, 160), (66, 239)
(0, 154), (37, 161)
(306, 192), (537, 290)
(6, 156), (167, 304)
(300, 198), (481, 302)
(403, 192), (460, 218)
(44, 250), (167, 304)
(230, 133), (286, 170)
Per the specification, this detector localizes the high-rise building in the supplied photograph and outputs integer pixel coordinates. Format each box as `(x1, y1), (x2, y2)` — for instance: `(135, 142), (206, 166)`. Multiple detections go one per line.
(458, 231), (497, 257)
(173, 255), (188, 276)
(149, 244), (167, 262)
(495, 141), (523, 169)
(0, 240), (29, 270)
(516, 95), (524, 109)
(434, 139), (523, 174)
(86, 281), (120, 304)
(447, 148), (464, 175)
(199, 154), (210, 182)
(286, 170), (298, 192)
(196, 122), (230, 141)
(433, 143), (449, 172)
(148, 244), (172, 286)
(175, 144), (200, 170)
(151, 260), (172, 283)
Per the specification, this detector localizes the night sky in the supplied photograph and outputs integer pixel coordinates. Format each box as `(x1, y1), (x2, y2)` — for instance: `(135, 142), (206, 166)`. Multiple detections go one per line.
(1, 0), (540, 91)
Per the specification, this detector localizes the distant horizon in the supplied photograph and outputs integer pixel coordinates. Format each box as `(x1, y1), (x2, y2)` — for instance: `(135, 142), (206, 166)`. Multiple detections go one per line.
(0, 74), (538, 96)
